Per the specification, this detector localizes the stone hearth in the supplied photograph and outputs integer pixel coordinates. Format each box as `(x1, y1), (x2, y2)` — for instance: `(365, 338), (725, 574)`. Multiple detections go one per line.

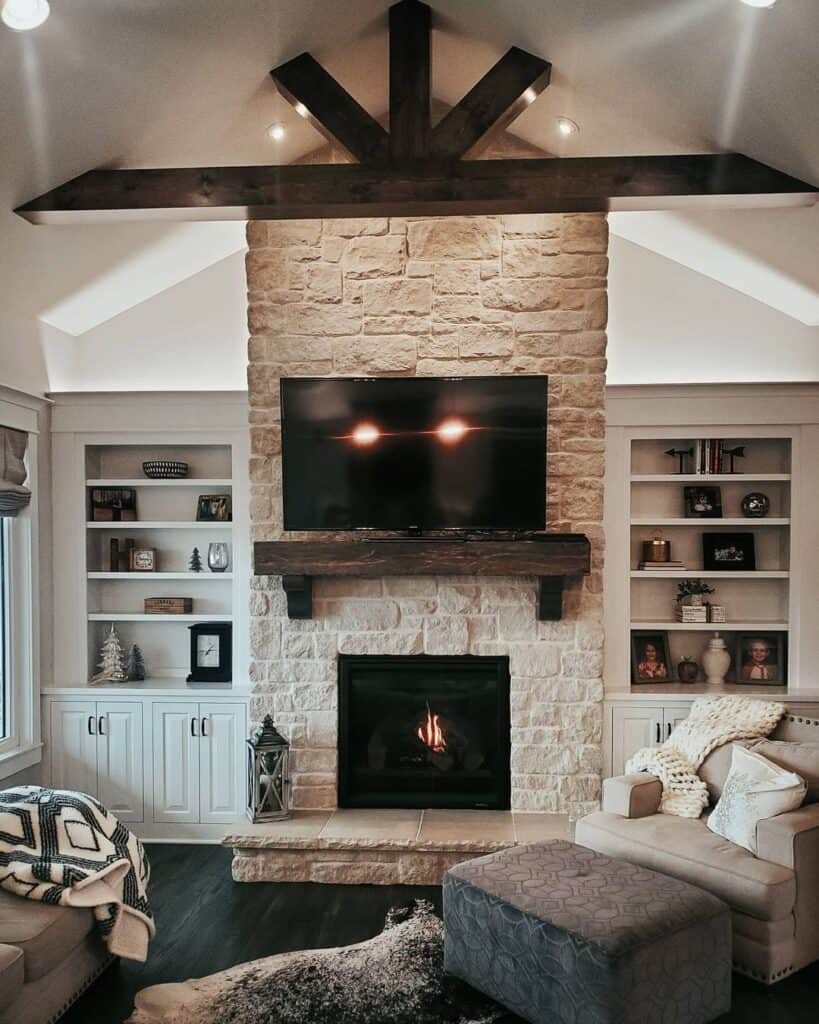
(225, 809), (571, 885)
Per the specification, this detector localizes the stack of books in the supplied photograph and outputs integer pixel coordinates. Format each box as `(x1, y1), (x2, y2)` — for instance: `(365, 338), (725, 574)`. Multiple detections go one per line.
(638, 560), (686, 571)
(694, 439), (725, 475)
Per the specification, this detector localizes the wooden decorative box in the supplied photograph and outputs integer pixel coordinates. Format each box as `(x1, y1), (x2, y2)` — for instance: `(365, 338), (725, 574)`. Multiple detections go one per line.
(144, 597), (193, 615)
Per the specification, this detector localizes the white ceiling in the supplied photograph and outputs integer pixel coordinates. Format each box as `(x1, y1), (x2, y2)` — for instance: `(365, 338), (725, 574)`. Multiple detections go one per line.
(0, 0), (817, 366)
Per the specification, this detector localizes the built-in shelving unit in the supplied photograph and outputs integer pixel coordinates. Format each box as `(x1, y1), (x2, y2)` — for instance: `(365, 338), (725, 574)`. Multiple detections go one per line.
(623, 431), (795, 687)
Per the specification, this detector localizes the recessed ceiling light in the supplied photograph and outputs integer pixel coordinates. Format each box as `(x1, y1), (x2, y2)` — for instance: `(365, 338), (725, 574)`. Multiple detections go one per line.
(557, 116), (580, 137)
(294, 102), (309, 119)
(1, 0), (50, 30)
(267, 122), (286, 142)
(740, 0), (776, 7)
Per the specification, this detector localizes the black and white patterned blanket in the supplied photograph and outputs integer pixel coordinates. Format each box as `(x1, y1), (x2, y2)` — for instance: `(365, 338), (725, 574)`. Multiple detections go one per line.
(0, 786), (154, 961)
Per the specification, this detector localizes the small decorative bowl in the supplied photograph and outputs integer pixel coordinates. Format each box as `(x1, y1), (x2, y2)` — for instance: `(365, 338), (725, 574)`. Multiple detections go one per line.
(142, 460), (189, 479)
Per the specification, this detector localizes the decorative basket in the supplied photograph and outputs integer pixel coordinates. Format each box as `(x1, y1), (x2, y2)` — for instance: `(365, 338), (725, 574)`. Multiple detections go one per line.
(142, 460), (189, 479)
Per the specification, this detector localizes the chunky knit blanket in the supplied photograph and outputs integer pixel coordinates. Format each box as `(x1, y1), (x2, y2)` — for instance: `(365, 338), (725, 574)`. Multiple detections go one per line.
(0, 786), (154, 960)
(626, 696), (786, 818)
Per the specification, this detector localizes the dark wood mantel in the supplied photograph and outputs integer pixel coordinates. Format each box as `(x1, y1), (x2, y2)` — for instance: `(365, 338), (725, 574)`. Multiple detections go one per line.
(254, 534), (591, 621)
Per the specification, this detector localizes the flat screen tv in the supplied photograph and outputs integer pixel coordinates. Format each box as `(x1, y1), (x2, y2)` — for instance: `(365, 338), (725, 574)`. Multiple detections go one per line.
(280, 375), (547, 532)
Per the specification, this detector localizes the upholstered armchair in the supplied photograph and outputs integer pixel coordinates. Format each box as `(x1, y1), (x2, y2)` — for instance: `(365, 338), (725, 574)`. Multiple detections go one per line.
(576, 714), (819, 984)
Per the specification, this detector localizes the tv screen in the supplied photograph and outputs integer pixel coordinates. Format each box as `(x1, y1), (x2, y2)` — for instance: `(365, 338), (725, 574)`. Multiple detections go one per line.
(280, 375), (547, 531)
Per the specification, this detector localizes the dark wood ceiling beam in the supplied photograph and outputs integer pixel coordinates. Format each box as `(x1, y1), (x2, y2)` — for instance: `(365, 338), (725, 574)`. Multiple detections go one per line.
(16, 155), (817, 224)
(270, 52), (389, 164)
(389, 0), (431, 160)
(429, 47), (551, 160)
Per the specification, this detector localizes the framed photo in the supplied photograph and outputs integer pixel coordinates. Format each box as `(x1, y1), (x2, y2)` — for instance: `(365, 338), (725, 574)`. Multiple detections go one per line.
(90, 487), (136, 522)
(702, 532), (756, 571)
(631, 631), (672, 684)
(684, 486), (722, 518)
(735, 632), (786, 685)
(196, 493), (232, 522)
(129, 547), (157, 572)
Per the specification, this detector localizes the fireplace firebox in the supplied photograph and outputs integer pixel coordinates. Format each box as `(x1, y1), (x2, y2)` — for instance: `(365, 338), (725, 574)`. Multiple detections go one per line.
(337, 654), (511, 810)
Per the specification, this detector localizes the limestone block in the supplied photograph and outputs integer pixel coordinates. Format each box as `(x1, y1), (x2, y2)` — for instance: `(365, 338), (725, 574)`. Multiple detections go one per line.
(432, 295), (484, 323)
(282, 633), (314, 659)
(337, 630), (423, 656)
(245, 249), (288, 283)
(509, 643), (560, 678)
(501, 214), (563, 237)
(384, 577), (437, 597)
(433, 263), (481, 294)
(310, 860), (397, 885)
(342, 235), (406, 277)
(561, 650), (604, 677)
(332, 335), (417, 374)
(267, 221), (323, 247)
(561, 215), (608, 253)
(306, 712), (337, 748)
(437, 585), (480, 615)
(424, 616), (469, 655)
(324, 218), (389, 237)
(501, 239), (542, 278)
(321, 236), (345, 262)
(291, 786), (337, 810)
(362, 278), (432, 315)
(497, 606), (538, 641)
(250, 618), (281, 659)
(338, 600), (400, 631)
(481, 278), (560, 312)
(364, 316), (432, 335)
(408, 218), (501, 260)
(306, 264), (343, 303)
(417, 334), (459, 358)
(281, 303), (362, 336)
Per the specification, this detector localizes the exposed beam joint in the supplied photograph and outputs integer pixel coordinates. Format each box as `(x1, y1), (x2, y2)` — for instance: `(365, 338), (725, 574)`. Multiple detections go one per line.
(389, 0), (431, 160)
(270, 52), (389, 164)
(15, 155), (817, 225)
(429, 46), (551, 160)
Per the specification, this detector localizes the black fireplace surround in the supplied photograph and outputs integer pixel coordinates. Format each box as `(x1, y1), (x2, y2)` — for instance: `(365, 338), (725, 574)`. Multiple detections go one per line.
(337, 654), (511, 810)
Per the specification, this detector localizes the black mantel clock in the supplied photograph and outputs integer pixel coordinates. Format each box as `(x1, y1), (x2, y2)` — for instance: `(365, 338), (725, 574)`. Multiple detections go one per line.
(187, 622), (232, 684)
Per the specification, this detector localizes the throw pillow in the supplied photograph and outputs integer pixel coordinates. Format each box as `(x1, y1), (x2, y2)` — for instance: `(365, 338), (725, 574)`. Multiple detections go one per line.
(707, 744), (807, 854)
(752, 739), (819, 804)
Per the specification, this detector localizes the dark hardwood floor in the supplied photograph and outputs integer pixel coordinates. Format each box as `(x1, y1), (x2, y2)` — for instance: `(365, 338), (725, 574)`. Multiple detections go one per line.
(63, 843), (819, 1024)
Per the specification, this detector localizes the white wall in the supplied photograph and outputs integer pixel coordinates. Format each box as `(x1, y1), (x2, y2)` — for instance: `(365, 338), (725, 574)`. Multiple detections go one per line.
(607, 236), (819, 385)
(43, 251), (248, 392)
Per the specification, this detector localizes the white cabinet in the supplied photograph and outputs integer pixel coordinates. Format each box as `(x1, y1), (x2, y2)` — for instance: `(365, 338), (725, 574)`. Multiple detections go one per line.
(152, 701), (245, 826)
(49, 700), (144, 822)
(608, 701), (694, 776)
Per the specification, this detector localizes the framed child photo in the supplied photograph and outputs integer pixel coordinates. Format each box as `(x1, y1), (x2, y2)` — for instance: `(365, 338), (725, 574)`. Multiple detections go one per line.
(702, 532), (756, 572)
(196, 493), (232, 522)
(735, 632), (786, 685)
(684, 486), (722, 518)
(631, 631), (672, 684)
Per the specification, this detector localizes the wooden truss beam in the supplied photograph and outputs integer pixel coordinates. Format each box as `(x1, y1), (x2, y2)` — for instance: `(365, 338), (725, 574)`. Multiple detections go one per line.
(389, 0), (431, 160)
(16, 154), (817, 224)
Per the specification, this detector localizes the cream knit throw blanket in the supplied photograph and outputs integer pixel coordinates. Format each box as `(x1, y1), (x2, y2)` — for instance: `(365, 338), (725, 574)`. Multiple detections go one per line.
(626, 695), (786, 818)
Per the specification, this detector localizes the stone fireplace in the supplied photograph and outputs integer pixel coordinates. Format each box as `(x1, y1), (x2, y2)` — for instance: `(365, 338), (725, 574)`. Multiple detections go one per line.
(246, 213), (607, 820)
(337, 654), (511, 810)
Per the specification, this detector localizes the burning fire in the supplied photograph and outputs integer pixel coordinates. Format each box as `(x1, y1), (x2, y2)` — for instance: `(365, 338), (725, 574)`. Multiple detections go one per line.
(417, 703), (447, 754)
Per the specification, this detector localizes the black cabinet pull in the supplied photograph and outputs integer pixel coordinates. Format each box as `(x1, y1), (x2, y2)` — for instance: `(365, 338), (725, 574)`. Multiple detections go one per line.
(667, 722), (673, 738)
(98, 716), (105, 736)
(656, 722), (661, 744)
(88, 715), (96, 736)
(191, 717), (198, 738)
(201, 717), (208, 737)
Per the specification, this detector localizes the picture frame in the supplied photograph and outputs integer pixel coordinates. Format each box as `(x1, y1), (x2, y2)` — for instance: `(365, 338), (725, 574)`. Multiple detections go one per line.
(196, 493), (232, 522)
(702, 532), (756, 571)
(631, 630), (673, 684)
(129, 547), (157, 572)
(90, 487), (136, 522)
(684, 485), (722, 519)
(187, 622), (232, 684)
(734, 632), (786, 685)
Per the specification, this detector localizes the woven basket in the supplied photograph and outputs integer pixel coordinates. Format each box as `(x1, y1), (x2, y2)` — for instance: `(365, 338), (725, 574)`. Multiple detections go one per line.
(142, 460), (189, 479)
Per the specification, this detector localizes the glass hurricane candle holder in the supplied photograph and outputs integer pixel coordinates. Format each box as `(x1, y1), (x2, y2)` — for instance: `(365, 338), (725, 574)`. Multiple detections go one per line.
(207, 542), (230, 573)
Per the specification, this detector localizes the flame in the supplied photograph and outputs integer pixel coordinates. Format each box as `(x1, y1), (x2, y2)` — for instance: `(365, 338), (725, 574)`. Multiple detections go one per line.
(417, 702), (446, 754)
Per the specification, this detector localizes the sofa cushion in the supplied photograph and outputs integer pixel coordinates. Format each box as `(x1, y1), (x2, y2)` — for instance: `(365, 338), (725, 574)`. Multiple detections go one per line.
(575, 811), (796, 921)
(753, 739), (819, 804)
(699, 740), (751, 804)
(0, 944), (23, 1013)
(0, 890), (95, 982)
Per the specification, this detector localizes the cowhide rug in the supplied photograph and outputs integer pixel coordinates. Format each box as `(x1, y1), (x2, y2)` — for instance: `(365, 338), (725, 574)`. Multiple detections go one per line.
(128, 901), (516, 1024)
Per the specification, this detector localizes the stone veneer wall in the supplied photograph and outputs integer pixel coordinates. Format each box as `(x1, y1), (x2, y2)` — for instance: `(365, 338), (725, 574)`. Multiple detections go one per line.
(246, 213), (607, 818)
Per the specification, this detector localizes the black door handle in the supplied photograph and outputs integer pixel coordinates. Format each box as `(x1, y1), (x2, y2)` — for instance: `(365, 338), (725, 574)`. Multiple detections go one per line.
(667, 722), (673, 738)
(656, 722), (661, 744)
(191, 717), (198, 738)
(87, 715), (96, 736)
(201, 717), (208, 737)
(98, 716), (105, 736)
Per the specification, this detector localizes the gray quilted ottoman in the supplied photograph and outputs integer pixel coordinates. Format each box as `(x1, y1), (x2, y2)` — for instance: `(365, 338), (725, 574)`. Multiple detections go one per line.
(444, 840), (731, 1024)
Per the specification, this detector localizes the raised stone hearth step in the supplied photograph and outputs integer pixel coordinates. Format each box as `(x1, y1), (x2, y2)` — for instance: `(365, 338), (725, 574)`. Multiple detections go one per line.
(225, 809), (571, 885)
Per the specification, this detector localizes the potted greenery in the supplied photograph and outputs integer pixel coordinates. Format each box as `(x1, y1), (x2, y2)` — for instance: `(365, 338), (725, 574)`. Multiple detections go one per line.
(676, 579), (715, 607)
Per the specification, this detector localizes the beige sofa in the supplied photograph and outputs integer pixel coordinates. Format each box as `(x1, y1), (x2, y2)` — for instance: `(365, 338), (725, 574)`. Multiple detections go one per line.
(576, 713), (819, 985)
(0, 891), (113, 1024)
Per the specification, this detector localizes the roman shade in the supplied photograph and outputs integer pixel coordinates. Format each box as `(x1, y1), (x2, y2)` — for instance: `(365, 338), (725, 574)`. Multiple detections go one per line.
(0, 427), (31, 517)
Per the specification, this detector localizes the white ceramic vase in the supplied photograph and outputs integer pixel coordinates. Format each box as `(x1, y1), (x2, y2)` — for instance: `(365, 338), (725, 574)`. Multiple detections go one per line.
(702, 633), (731, 685)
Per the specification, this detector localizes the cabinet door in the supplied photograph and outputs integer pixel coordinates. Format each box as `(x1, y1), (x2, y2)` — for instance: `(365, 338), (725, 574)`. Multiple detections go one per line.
(663, 704), (693, 743)
(199, 703), (245, 824)
(49, 701), (99, 797)
(152, 702), (198, 824)
(610, 705), (665, 776)
(97, 702), (144, 823)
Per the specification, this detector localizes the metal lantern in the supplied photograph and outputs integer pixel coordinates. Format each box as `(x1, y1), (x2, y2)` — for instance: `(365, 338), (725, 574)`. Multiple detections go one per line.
(246, 715), (291, 822)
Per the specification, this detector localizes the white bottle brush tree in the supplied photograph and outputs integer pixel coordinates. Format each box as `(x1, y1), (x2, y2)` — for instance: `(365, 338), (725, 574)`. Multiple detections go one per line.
(92, 624), (128, 683)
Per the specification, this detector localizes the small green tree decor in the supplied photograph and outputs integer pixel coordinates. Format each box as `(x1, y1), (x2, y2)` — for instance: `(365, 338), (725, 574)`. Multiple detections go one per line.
(676, 579), (716, 606)
(188, 546), (203, 572)
(127, 643), (146, 682)
(92, 624), (128, 683)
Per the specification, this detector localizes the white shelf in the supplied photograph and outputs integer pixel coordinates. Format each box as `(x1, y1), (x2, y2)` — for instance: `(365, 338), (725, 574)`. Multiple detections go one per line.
(631, 570), (789, 579)
(631, 474), (791, 483)
(631, 518), (790, 527)
(86, 478), (232, 488)
(88, 572), (233, 580)
(86, 521), (232, 530)
(88, 613), (232, 623)
(631, 621), (789, 632)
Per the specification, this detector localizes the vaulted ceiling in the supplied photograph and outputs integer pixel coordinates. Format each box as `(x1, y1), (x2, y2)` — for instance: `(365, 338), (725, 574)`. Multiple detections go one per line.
(0, 0), (817, 367)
